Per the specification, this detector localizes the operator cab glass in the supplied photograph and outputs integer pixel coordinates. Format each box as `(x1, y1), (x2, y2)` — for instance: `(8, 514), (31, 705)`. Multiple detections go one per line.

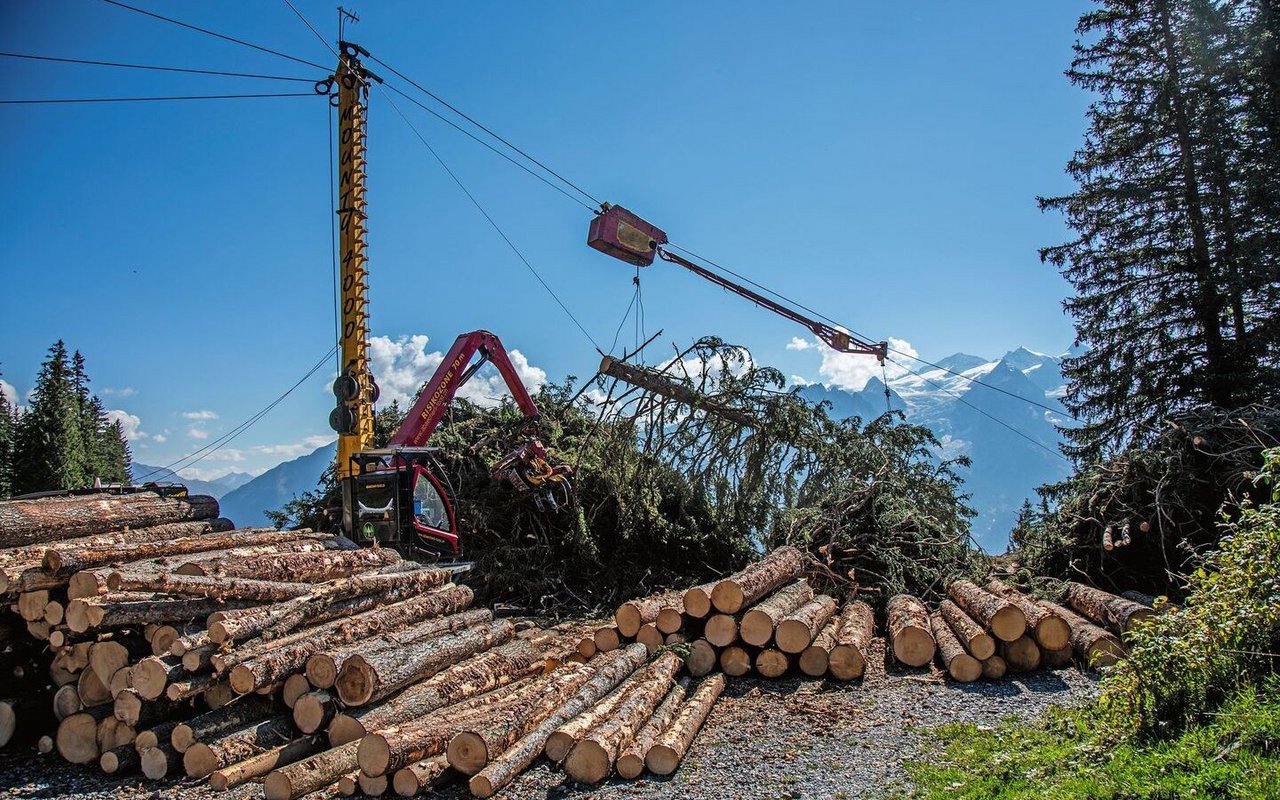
(412, 473), (449, 530)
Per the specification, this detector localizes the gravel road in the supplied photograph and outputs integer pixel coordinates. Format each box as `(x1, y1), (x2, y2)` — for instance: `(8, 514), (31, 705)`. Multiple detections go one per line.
(0, 638), (1099, 800)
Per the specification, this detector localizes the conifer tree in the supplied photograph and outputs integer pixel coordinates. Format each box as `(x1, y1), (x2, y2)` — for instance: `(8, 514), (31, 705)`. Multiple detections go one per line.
(1041, 0), (1280, 462)
(0, 368), (14, 499)
(14, 341), (87, 493)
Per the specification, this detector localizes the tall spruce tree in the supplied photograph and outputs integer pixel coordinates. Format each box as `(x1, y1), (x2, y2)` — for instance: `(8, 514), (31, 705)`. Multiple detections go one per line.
(14, 341), (87, 493)
(0, 368), (14, 499)
(1041, 0), (1280, 462)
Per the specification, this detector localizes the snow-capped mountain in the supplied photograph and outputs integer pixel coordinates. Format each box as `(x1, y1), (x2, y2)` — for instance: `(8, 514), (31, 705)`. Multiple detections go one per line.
(798, 347), (1074, 552)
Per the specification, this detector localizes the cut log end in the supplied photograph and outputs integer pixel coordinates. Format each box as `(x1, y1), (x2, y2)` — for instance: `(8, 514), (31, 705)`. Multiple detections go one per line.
(645, 743), (680, 776)
(445, 731), (488, 776)
(282, 674), (311, 709)
(356, 733), (393, 778)
(686, 640), (717, 677)
(1033, 616), (1072, 652)
(890, 627), (935, 668)
(709, 582), (745, 615)
(989, 606), (1028, 643)
(55, 712), (100, 764)
(615, 752), (645, 780)
(980, 655), (1008, 680)
(827, 644), (865, 681)
(755, 649), (789, 678)
(704, 615), (737, 648)
(141, 746), (176, 780)
(946, 652), (982, 683)
(182, 742), (218, 778)
(469, 774), (496, 799)
(719, 646), (752, 677)
(798, 644), (830, 677)
(263, 771), (293, 800)
(564, 739), (610, 784)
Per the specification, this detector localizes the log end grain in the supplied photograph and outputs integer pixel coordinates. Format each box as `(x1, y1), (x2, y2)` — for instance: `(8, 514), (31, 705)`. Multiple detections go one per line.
(738, 609), (773, 647)
(282, 674), (312, 710)
(1033, 616), (1072, 652)
(709, 581), (744, 615)
(685, 640), (717, 677)
(305, 654), (339, 691)
(263, 771), (294, 800)
(827, 643), (865, 681)
(141, 746), (176, 780)
(990, 606), (1028, 643)
(356, 733), (393, 778)
(719, 645), (752, 677)
(755, 649), (789, 678)
(682, 587), (711, 619)
(775, 619), (815, 654)
(645, 743), (681, 776)
(946, 653), (982, 683)
(182, 742), (218, 778)
(445, 731), (488, 776)
(797, 644), (830, 677)
(980, 655), (1007, 680)
(703, 615), (737, 648)
(563, 739), (610, 784)
(55, 712), (100, 764)
(656, 607), (684, 635)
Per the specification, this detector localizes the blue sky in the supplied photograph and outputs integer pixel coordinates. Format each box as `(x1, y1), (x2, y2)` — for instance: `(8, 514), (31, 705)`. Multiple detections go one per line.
(0, 0), (1091, 477)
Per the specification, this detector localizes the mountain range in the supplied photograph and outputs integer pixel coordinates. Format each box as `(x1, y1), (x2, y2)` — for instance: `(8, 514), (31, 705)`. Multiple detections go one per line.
(130, 462), (254, 500)
(797, 346), (1074, 551)
(171, 346), (1073, 550)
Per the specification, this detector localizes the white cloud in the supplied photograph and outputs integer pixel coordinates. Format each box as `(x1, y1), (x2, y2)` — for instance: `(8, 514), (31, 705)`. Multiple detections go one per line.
(178, 465), (263, 481)
(817, 336), (917, 392)
(152, 434), (167, 444)
(182, 410), (219, 421)
(786, 337), (813, 351)
(187, 426), (209, 440)
(202, 449), (245, 462)
(367, 334), (547, 411)
(0, 379), (17, 408)
(253, 435), (335, 460)
(790, 374), (812, 387)
(101, 386), (136, 398)
(106, 409), (146, 441)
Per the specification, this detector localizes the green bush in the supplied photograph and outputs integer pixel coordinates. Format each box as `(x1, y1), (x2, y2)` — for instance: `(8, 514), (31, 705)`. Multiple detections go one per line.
(1101, 447), (1280, 737)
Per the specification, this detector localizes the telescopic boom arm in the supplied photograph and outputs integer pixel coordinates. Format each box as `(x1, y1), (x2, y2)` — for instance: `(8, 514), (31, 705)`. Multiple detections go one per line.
(390, 330), (541, 448)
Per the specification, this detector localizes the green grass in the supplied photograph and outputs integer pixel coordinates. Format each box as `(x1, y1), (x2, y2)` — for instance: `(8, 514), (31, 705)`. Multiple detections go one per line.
(901, 686), (1280, 800)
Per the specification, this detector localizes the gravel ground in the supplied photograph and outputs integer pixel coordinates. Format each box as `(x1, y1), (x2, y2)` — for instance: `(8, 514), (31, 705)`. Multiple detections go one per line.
(0, 638), (1099, 800)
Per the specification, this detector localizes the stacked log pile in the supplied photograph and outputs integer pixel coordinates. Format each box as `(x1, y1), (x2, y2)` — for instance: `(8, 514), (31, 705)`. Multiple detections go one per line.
(2, 493), (1159, 796)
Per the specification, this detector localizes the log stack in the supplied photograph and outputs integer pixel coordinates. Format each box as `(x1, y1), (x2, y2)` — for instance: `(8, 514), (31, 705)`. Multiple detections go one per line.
(3, 494), (1145, 796)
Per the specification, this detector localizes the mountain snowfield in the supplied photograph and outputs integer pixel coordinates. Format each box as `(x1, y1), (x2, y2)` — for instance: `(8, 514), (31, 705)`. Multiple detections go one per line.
(797, 346), (1075, 551)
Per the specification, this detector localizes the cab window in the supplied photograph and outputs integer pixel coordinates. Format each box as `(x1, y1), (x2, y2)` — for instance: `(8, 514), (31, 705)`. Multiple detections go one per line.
(413, 474), (450, 531)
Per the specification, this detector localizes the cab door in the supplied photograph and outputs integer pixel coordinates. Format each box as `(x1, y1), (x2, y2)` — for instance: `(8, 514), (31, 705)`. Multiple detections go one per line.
(410, 465), (459, 557)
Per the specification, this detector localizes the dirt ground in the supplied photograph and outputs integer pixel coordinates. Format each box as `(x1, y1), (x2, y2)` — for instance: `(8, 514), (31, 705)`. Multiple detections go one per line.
(0, 639), (1099, 800)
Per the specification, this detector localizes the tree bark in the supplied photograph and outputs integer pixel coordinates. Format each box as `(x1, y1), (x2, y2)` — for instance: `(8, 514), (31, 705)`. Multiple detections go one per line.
(169, 695), (277, 753)
(0, 518), (234, 594)
(208, 733), (325, 790)
(210, 567), (452, 645)
(937, 599), (996, 660)
(165, 673), (225, 703)
(107, 571), (314, 603)
(334, 618), (513, 707)
(391, 754), (449, 797)
(776, 594), (838, 654)
(685, 639), (717, 677)
(681, 581), (717, 619)
(644, 673), (726, 776)
(711, 546), (807, 614)
(1066, 582), (1154, 634)
(1039, 599), (1126, 668)
(564, 651), (683, 783)
(999, 635), (1042, 673)
(307, 608), (492, 689)
(614, 677), (689, 779)
(985, 580), (1070, 650)
(456, 647), (648, 796)
(930, 611), (981, 682)
(887, 594), (936, 668)
(43, 528), (321, 575)
(543, 671), (640, 762)
(798, 617), (839, 677)
(947, 580), (1026, 642)
(263, 740), (359, 800)
(614, 590), (681, 637)
(829, 600), (875, 680)
(189, 546), (399, 582)
(224, 584), (474, 694)
(0, 492), (219, 548)
(182, 715), (296, 778)
(739, 580), (813, 647)
(327, 642), (539, 746)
